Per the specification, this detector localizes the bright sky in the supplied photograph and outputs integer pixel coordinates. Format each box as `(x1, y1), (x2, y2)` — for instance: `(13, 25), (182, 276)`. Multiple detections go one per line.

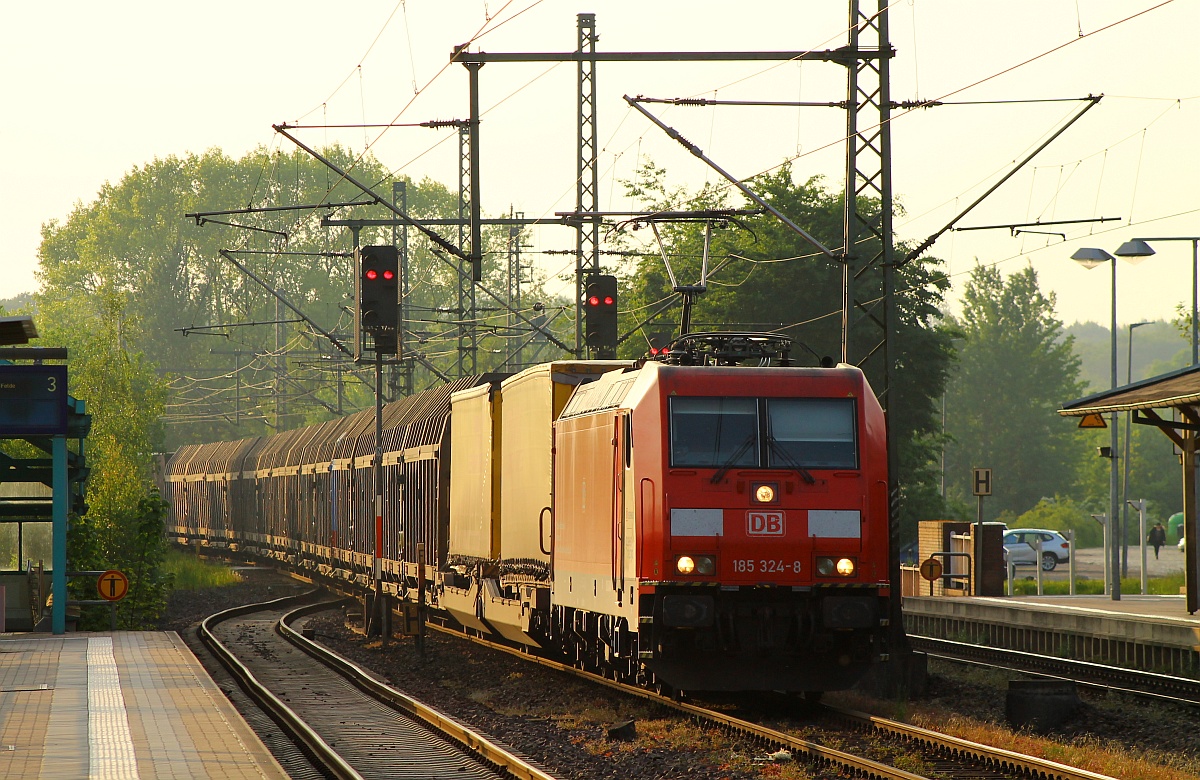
(3, 1), (1197, 330)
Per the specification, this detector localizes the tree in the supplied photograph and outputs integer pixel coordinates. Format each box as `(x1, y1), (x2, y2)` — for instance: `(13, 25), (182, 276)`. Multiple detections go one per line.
(943, 264), (1087, 520)
(618, 161), (957, 541)
(36, 147), (568, 449)
(1010, 496), (1103, 548)
(33, 145), (574, 623)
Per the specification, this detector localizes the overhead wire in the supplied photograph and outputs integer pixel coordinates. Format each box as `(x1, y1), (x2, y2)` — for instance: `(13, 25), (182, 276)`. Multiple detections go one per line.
(187, 2), (1188, 403)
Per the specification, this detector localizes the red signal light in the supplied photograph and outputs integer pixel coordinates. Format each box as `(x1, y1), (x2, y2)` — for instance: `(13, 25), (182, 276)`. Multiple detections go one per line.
(588, 295), (600, 306)
(365, 269), (378, 280)
(383, 269), (395, 280)
(603, 296), (614, 305)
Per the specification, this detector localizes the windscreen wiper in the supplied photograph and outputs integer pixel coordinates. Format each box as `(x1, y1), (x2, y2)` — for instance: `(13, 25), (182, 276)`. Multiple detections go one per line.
(766, 434), (816, 484)
(709, 434), (756, 484)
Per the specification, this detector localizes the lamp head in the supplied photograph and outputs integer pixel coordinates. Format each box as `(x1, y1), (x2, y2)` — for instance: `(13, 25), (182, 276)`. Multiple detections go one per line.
(1115, 239), (1155, 265)
(1071, 247), (1114, 269)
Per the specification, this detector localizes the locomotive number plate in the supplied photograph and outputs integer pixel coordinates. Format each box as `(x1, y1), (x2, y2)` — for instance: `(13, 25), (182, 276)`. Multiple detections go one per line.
(732, 559), (801, 574)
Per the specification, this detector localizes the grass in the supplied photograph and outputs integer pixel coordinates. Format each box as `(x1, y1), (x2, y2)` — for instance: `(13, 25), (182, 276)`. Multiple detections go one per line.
(162, 550), (242, 590)
(832, 681), (1199, 780)
(1009, 571), (1185, 596)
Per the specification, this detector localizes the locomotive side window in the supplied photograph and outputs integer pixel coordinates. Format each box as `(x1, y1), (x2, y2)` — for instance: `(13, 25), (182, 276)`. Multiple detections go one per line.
(766, 398), (857, 469)
(670, 398), (759, 468)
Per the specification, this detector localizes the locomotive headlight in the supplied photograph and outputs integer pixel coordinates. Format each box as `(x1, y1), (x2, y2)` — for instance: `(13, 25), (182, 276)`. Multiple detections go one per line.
(752, 482), (778, 504)
(816, 556), (857, 577)
(675, 555), (716, 575)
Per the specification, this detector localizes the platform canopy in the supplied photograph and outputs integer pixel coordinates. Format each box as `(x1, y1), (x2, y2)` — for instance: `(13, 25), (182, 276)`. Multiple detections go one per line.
(1059, 363), (1200, 614)
(0, 316), (37, 346)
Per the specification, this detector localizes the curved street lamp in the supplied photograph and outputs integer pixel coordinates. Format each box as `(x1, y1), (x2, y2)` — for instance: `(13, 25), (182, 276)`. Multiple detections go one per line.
(1121, 320), (1152, 579)
(1116, 237), (1200, 366)
(1070, 247), (1148, 601)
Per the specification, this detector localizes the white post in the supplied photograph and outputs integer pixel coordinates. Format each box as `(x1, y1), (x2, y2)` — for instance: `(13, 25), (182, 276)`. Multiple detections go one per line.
(1035, 537), (1044, 595)
(1093, 513), (1110, 595)
(1067, 529), (1076, 596)
(1130, 499), (1147, 594)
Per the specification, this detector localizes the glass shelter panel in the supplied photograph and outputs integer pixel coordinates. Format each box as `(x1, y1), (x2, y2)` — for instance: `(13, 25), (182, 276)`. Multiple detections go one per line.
(0, 524), (17, 570)
(23, 523), (52, 570)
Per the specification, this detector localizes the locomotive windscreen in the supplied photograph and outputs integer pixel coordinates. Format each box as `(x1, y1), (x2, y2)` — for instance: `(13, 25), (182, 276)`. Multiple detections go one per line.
(669, 397), (759, 468)
(766, 398), (857, 469)
(669, 396), (858, 469)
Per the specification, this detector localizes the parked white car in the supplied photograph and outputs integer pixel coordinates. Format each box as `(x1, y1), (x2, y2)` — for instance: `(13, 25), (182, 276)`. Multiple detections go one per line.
(1003, 528), (1071, 571)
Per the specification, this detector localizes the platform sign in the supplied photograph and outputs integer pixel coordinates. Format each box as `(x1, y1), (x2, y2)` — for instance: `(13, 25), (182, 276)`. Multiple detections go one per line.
(97, 570), (129, 602)
(0, 365), (68, 436)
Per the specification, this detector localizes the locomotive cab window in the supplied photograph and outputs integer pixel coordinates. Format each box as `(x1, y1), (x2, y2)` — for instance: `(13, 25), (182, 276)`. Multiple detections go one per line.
(670, 396), (858, 470)
(670, 398), (759, 468)
(766, 398), (857, 469)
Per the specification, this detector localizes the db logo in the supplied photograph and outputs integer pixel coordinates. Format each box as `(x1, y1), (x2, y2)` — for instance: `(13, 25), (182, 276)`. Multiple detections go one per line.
(746, 511), (785, 536)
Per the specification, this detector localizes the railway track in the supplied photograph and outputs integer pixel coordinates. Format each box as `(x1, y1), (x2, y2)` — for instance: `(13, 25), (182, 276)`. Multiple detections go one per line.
(910, 634), (1200, 707)
(403, 618), (1117, 780)
(185, 563), (1143, 779)
(197, 591), (558, 780)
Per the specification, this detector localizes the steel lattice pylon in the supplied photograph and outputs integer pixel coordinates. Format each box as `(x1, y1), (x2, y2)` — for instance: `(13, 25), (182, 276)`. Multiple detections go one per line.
(841, 0), (907, 662)
(842, 0), (895, 402)
(458, 125), (477, 376)
(575, 13), (600, 356)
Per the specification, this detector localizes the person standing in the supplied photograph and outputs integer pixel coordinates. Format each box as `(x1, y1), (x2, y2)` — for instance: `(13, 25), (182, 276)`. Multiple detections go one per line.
(1148, 521), (1167, 560)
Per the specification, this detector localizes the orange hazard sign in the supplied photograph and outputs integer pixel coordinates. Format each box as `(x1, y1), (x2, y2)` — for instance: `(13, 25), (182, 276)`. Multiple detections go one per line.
(97, 570), (129, 601)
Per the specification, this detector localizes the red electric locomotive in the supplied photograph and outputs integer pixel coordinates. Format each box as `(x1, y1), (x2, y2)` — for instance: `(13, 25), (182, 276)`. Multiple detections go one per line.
(549, 336), (891, 692)
(165, 333), (892, 695)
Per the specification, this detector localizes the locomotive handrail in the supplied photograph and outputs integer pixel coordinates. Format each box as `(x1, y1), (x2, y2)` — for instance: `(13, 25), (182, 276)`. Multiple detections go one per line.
(538, 506), (552, 555)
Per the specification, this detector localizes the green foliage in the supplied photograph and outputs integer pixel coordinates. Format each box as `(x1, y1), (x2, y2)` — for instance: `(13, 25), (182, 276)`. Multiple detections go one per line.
(110, 492), (173, 628)
(30, 144), (578, 628)
(36, 147), (568, 450)
(943, 264), (1088, 520)
(1012, 496), (1103, 548)
(1008, 572), (1183, 596)
(618, 161), (956, 540)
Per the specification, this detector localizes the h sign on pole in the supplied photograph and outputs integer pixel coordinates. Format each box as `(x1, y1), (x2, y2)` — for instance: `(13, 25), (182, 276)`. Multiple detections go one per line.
(972, 468), (992, 497)
(972, 468), (991, 595)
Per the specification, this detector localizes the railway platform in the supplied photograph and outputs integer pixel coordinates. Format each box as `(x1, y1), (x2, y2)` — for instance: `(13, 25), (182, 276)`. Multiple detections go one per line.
(0, 630), (288, 779)
(904, 593), (1200, 676)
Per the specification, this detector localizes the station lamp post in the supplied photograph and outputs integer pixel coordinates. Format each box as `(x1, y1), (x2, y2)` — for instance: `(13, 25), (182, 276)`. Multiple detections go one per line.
(1070, 247), (1149, 600)
(1121, 320), (1152, 578)
(1114, 237), (1200, 365)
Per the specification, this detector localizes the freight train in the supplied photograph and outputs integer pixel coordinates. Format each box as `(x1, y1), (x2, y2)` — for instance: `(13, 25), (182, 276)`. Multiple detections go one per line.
(165, 336), (892, 693)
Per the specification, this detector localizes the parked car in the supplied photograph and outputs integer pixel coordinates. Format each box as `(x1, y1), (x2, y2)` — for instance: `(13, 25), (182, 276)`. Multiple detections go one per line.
(1003, 529), (1071, 571)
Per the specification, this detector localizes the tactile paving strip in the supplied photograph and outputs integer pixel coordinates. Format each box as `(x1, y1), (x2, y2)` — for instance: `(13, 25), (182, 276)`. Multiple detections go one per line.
(88, 636), (140, 779)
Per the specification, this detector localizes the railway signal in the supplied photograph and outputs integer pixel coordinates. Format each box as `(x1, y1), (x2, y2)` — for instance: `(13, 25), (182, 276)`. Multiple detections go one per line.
(645, 325), (673, 357)
(356, 245), (400, 356)
(584, 274), (618, 357)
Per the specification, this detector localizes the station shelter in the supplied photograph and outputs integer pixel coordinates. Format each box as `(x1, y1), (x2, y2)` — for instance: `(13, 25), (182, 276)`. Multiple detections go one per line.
(1058, 363), (1200, 614)
(0, 316), (90, 633)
